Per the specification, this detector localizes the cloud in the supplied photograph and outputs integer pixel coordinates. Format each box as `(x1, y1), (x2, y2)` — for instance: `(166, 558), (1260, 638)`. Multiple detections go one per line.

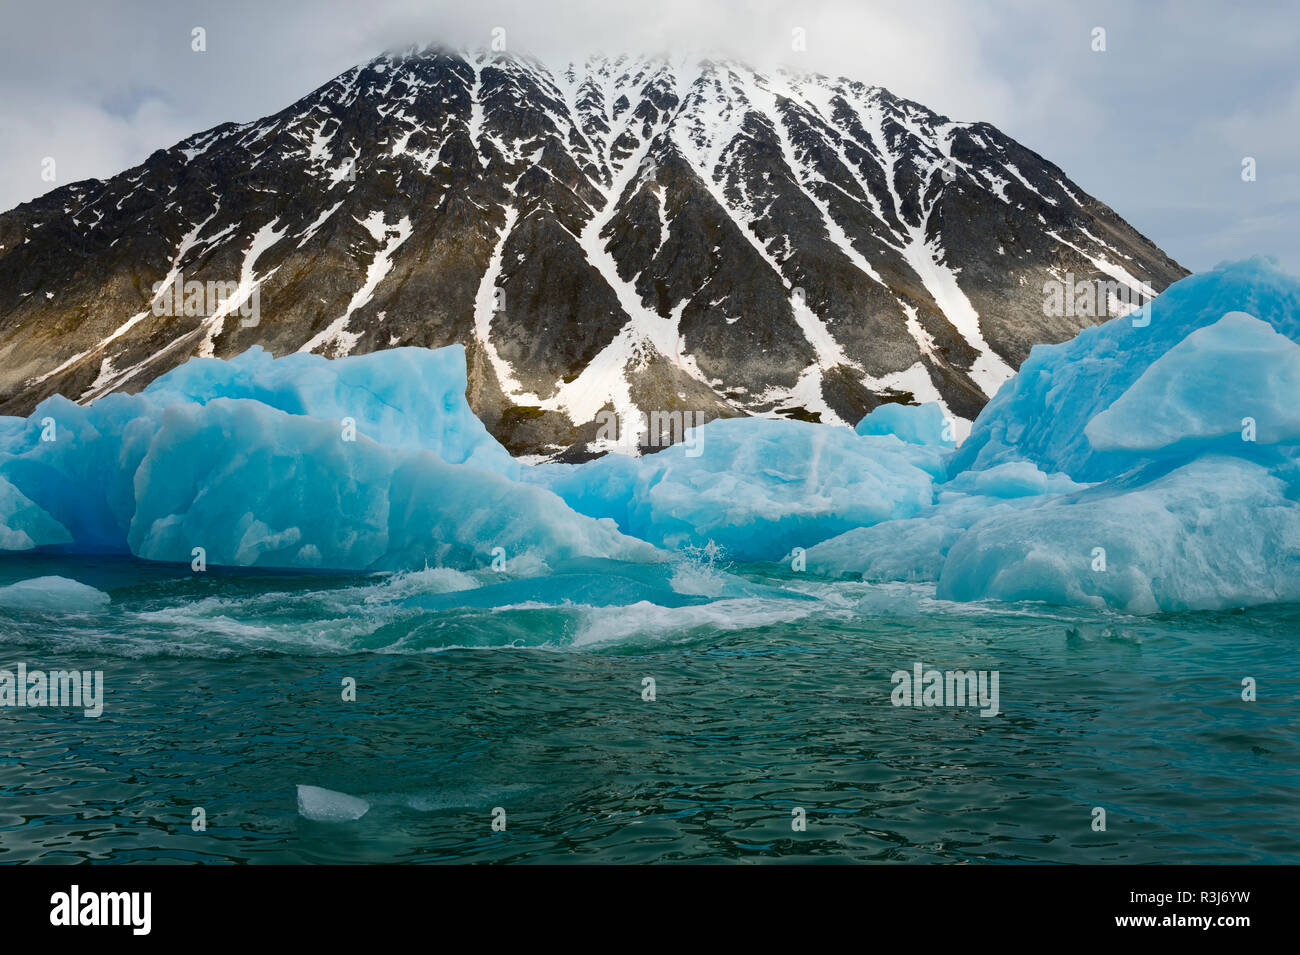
(0, 0), (1295, 272)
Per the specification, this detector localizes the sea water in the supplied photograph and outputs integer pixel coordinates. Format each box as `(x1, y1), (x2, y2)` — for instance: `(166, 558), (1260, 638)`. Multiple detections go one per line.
(1, 552), (1295, 864)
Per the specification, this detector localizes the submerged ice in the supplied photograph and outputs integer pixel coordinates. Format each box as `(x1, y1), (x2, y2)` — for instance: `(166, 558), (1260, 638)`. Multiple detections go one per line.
(1, 259), (1298, 614)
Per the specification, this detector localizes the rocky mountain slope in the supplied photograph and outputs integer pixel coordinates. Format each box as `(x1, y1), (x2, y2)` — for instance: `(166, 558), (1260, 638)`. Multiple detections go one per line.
(0, 46), (1187, 457)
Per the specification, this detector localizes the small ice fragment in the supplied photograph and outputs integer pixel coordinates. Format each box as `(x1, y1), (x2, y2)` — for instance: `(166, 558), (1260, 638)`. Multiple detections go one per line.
(0, 576), (110, 612)
(296, 784), (370, 822)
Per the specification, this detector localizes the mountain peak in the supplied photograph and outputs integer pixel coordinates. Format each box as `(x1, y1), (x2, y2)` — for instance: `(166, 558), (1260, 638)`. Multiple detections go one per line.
(0, 45), (1186, 457)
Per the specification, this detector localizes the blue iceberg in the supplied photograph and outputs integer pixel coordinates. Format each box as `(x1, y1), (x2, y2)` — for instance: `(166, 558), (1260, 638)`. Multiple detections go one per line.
(0, 348), (655, 570)
(804, 260), (1300, 611)
(1084, 311), (1300, 455)
(127, 398), (655, 571)
(855, 401), (955, 447)
(951, 257), (1300, 482)
(0, 475), (71, 551)
(1, 259), (1297, 613)
(803, 462), (1087, 582)
(527, 417), (937, 561)
(936, 456), (1300, 613)
(143, 344), (519, 476)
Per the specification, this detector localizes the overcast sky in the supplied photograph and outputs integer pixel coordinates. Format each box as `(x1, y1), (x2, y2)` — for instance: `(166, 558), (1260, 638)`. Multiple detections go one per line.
(0, 0), (1295, 272)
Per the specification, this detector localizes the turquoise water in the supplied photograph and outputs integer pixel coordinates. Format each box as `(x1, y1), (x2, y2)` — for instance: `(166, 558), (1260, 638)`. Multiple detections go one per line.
(1, 552), (1296, 864)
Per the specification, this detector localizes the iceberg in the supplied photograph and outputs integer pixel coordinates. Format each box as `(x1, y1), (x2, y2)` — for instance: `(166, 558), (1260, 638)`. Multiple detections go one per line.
(0, 475), (71, 551)
(2, 260), (1297, 612)
(0, 346), (654, 571)
(126, 398), (657, 571)
(802, 261), (1300, 610)
(1085, 311), (1300, 455)
(0, 345), (525, 555)
(142, 344), (519, 477)
(528, 417), (936, 561)
(937, 456), (1300, 613)
(855, 401), (955, 447)
(0, 576), (111, 612)
(951, 258), (1300, 482)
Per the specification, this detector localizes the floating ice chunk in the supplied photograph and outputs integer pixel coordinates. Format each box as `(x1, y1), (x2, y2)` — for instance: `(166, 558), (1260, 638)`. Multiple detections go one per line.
(0, 349), (649, 570)
(855, 402), (954, 447)
(802, 517), (964, 582)
(529, 418), (935, 561)
(0, 345), (521, 557)
(0, 576), (110, 612)
(952, 259), (1300, 481)
(0, 392), (160, 552)
(1085, 312), (1300, 454)
(941, 461), (1087, 499)
(0, 475), (72, 551)
(127, 399), (659, 571)
(296, 784), (370, 822)
(570, 597), (820, 648)
(400, 558), (816, 614)
(143, 344), (518, 477)
(804, 463), (1083, 581)
(936, 456), (1300, 613)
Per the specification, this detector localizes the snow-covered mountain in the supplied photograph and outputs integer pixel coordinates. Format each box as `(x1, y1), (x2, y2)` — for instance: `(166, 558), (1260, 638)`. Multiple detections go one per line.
(0, 46), (1186, 457)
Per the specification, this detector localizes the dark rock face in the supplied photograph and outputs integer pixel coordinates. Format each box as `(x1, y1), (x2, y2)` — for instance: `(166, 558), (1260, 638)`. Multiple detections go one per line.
(0, 47), (1186, 456)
